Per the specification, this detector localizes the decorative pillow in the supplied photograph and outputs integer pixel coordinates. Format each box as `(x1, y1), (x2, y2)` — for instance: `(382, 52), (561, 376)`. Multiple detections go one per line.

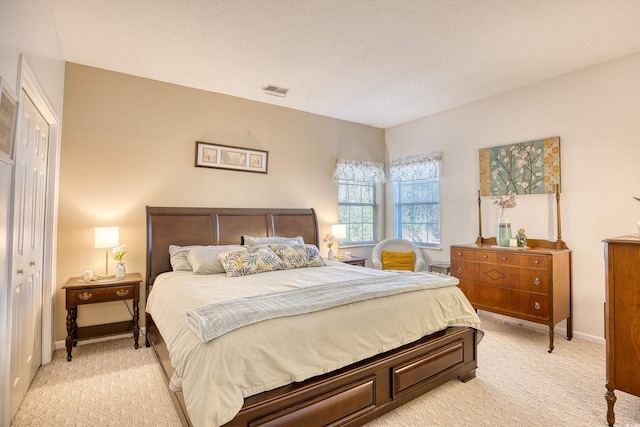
(304, 244), (325, 267)
(218, 246), (288, 277)
(186, 245), (244, 275)
(169, 245), (200, 271)
(382, 251), (415, 271)
(243, 235), (305, 247)
(269, 243), (309, 269)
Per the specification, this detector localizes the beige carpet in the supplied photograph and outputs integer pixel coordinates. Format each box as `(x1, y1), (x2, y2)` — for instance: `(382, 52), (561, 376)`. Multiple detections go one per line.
(11, 316), (640, 426)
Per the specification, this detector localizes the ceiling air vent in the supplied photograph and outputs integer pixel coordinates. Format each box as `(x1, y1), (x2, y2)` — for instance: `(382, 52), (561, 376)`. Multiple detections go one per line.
(263, 84), (289, 98)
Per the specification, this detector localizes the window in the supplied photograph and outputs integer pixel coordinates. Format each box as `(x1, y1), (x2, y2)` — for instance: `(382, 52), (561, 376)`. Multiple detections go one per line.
(338, 180), (377, 244)
(395, 178), (440, 246)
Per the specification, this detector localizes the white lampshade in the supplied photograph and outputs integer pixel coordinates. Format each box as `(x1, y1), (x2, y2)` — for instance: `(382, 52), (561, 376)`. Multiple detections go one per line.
(94, 226), (120, 249)
(331, 224), (347, 239)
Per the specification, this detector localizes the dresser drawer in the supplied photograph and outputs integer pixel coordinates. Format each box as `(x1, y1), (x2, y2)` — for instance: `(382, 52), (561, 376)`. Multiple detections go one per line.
(458, 282), (549, 320)
(452, 248), (496, 263)
(494, 252), (549, 269)
(69, 284), (136, 305)
(452, 261), (549, 293)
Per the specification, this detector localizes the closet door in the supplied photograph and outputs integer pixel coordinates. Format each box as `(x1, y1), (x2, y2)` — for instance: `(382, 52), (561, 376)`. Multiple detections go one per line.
(9, 91), (48, 418)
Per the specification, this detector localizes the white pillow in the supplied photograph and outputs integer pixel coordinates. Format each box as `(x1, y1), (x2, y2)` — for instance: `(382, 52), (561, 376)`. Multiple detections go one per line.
(243, 235), (305, 247)
(186, 245), (244, 274)
(168, 245), (200, 271)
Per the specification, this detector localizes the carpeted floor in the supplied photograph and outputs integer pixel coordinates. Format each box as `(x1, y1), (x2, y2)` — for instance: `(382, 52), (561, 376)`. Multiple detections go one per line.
(11, 315), (640, 426)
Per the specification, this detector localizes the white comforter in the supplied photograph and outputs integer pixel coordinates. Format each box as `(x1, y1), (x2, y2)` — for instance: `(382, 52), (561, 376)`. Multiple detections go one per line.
(146, 261), (482, 427)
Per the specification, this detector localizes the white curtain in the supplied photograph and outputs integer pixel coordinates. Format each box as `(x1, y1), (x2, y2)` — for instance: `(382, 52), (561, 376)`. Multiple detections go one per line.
(333, 160), (386, 183)
(389, 153), (442, 182)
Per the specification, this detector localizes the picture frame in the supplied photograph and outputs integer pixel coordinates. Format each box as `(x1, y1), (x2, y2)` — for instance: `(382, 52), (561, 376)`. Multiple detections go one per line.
(479, 136), (560, 196)
(195, 141), (268, 174)
(0, 77), (18, 163)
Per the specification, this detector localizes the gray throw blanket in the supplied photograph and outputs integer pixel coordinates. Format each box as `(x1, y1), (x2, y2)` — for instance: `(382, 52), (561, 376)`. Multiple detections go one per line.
(187, 273), (458, 343)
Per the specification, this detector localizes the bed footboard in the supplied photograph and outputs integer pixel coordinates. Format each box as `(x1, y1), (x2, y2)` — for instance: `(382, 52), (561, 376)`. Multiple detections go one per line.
(147, 312), (477, 427)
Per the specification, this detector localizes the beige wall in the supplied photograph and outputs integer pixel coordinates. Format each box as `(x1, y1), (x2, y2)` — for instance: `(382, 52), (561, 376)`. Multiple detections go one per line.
(385, 52), (640, 342)
(55, 63), (384, 341)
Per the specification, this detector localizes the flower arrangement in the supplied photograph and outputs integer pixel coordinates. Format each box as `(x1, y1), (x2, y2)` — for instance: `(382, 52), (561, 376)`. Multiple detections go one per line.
(323, 233), (335, 249)
(492, 194), (517, 216)
(112, 245), (127, 262)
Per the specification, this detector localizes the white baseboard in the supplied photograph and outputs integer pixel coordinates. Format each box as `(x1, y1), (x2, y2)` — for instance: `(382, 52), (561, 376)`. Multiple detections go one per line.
(478, 311), (605, 346)
(54, 327), (147, 350)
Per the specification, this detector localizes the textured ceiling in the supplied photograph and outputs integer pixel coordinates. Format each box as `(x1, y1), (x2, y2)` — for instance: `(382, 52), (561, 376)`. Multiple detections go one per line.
(47, 0), (640, 128)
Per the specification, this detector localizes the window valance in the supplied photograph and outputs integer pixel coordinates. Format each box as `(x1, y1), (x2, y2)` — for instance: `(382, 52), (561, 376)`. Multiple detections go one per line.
(333, 160), (386, 183)
(389, 153), (442, 182)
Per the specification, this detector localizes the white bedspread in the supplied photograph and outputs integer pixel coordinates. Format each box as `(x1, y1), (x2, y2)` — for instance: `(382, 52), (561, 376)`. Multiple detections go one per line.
(146, 261), (482, 427)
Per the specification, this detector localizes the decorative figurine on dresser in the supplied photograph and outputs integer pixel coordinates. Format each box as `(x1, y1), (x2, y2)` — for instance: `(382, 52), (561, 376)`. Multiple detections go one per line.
(452, 137), (572, 353)
(603, 235), (640, 426)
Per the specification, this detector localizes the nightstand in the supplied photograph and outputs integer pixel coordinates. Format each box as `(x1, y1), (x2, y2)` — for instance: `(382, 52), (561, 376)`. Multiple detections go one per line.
(339, 256), (367, 267)
(427, 261), (451, 275)
(62, 272), (142, 361)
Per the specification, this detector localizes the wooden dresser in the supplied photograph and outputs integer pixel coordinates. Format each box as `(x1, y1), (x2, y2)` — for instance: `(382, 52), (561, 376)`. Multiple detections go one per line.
(604, 235), (640, 426)
(451, 243), (572, 352)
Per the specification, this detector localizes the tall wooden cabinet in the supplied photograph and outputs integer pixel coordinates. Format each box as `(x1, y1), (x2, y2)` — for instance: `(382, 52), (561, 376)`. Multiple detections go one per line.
(604, 236), (640, 426)
(451, 243), (572, 352)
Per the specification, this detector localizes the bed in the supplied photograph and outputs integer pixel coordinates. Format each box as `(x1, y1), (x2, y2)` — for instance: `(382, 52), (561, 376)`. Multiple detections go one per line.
(145, 206), (481, 427)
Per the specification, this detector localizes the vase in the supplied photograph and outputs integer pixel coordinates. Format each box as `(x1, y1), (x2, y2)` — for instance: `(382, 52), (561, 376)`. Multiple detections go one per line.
(497, 216), (512, 247)
(327, 248), (334, 260)
(116, 262), (126, 279)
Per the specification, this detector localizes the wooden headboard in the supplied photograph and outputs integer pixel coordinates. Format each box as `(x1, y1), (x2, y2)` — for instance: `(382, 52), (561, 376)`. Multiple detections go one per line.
(145, 206), (319, 288)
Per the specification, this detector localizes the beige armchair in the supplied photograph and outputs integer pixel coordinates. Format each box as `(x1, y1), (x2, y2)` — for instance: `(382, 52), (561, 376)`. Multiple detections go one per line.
(371, 238), (425, 272)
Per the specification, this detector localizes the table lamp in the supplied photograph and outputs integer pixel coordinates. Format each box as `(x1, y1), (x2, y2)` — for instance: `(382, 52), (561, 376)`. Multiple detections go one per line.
(94, 226), (120, 277)
(331, 224), (347, 257)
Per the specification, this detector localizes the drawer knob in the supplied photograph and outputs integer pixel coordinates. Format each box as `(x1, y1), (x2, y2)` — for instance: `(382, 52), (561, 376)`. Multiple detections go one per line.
(116, 289), (129, 297)
(30, 260), (36, 266)
(457, 267), (463, 274)
(534, 301), (541, 310)
(79, 292), (93, 301)
(483, 255), (488, 258)
(17, 268), (24, 275)
(502, 257), (507, 261)
(534, 260), (540, 264)
(457, 252), (462, 256)
(534, 278), (541, 285)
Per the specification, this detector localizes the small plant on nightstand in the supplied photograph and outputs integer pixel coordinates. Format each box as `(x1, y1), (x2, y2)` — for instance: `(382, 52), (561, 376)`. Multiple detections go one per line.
(112, 245), (127, 279)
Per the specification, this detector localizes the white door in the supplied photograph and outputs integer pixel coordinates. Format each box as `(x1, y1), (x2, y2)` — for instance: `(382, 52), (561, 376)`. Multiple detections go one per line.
(9, 91), (49, 418)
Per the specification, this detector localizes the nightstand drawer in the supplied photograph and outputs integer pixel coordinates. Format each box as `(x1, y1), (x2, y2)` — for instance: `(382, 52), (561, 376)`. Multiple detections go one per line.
(69, 284), (136, 305)
(340, 257), (367, 267)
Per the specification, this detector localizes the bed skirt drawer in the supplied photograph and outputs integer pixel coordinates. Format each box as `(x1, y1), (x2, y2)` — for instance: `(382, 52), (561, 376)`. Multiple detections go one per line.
(249, 377), (376, 427)
(392, 340), (464, 398)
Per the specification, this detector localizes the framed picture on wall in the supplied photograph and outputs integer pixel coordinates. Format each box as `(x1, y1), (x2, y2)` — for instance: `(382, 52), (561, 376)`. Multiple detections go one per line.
(195, 141), (268, 174)
(0, 77), (18, 163)
(479, 136), (560, 196)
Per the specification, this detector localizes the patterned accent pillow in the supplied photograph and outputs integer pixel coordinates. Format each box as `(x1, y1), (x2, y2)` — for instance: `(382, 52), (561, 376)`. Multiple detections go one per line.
(243, 235), (305, 247)
(218, 246), (288, 277)
(304, 244), (325, 267)
(269, 243), (309, 269)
